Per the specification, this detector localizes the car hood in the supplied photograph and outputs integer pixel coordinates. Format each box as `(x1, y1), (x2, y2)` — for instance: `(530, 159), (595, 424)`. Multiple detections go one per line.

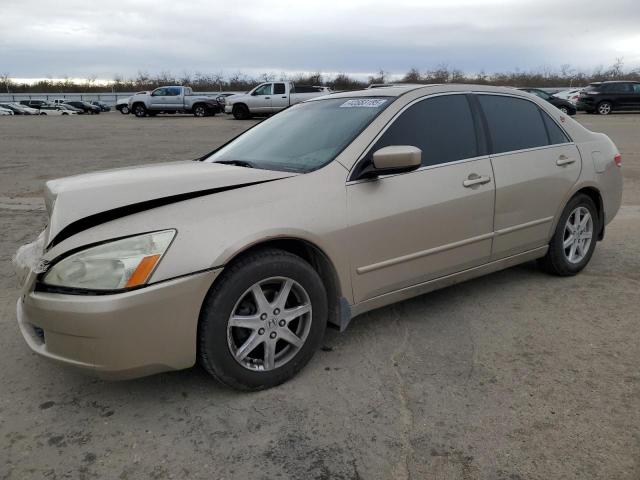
(45, 161), (298, 247)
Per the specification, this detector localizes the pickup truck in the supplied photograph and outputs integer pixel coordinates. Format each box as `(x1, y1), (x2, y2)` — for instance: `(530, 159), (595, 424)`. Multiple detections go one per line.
(128, 86), (219, 117)
(225, 82), (331, 119)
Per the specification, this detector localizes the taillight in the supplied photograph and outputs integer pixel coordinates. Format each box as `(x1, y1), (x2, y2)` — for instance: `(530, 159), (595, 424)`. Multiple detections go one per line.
(614, 153), (622, 167)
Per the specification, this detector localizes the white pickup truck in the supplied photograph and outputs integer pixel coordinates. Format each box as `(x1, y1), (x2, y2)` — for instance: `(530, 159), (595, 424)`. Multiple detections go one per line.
(225, 82), (331, 119)
(128, 86), (220, 118)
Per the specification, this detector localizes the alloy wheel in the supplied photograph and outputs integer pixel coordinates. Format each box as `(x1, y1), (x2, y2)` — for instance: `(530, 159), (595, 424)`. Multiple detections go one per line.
(563, 206), (593, 264)
(227, 277), (312, 372)
(598, 103), (611, 115)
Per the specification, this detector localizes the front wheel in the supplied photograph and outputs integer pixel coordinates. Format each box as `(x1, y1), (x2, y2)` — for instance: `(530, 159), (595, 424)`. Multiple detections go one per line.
(232, 104), (251, 120)
(559, 106), (568, 114)
(120, 106), (129, 114)
(198, 249), (327, 390)
(538, 194), (598, 276)
(133, 104), (147, 117)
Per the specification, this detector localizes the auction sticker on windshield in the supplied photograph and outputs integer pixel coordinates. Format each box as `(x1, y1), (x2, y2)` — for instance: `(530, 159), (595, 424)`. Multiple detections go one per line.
(340, 99), (387, 108)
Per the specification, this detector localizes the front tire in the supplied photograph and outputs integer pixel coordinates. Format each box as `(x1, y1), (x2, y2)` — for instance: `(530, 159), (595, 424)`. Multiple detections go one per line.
(133, 104), (147, 117)
(198, 248), (327, 391)
(538, 194), (598, 276)
(232, 104), (251, 120)
(597, 101), (612, 115)
(120, 106), (130, 114)
(559, 106), (568, 114)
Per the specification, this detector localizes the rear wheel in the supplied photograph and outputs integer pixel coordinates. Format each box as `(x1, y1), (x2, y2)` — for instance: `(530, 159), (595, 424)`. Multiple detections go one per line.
(559, 106), (568, 114)
(198, 248), (327, 390)
(193, 104), (208, 117)
(133, 104), (147, 117)
(120, 106), (130, 114)
(597, 101), (612, 115)
(538, 194), (598, 276)
(232, 104), (251, 120)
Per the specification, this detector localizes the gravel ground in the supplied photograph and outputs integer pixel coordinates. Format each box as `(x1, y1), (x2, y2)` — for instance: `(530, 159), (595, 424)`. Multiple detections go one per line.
(0, 112), (639, 480)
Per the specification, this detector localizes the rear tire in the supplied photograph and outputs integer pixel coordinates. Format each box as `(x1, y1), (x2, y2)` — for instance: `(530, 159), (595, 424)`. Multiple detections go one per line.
(198, 248), (327, 391)
(193, 104), (207, 117)
(597, 101), (612, 115)
(120, 106), (129, 114)
(133, 104), (147, 117)
(559, 106), (568, 114)
(232, 104), (251, 120)
(538, 194), (598, 276)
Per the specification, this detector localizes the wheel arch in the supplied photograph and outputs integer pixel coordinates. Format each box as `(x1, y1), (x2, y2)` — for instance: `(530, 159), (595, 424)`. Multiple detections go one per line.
(209, 237), (346, 330)
(554, 185), (605, 241)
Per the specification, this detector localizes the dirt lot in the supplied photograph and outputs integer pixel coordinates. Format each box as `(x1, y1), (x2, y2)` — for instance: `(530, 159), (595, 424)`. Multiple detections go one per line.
(1, 112), (639, 480)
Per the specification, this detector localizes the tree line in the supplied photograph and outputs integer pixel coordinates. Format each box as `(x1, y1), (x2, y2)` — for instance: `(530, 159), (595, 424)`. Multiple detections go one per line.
(2, 59), (638, 93)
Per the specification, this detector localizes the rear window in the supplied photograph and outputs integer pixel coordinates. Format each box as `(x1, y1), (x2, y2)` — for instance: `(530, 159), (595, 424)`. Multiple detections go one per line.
(478, 95), (549, 154)
(584, 84), (602, 92)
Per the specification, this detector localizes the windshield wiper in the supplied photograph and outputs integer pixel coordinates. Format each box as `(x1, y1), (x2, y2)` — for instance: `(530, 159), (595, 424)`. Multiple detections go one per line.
(216, 160), (255, 168)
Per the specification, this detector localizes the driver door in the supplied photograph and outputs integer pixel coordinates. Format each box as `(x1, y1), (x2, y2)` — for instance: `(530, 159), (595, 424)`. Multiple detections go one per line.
(149, 87), (169, 110)
(246, 83), (273, 114)
(347, 94), (495, 303)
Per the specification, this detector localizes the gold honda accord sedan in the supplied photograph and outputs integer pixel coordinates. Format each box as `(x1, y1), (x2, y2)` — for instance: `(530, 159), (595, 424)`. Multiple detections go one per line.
(14, 84), (622, 390)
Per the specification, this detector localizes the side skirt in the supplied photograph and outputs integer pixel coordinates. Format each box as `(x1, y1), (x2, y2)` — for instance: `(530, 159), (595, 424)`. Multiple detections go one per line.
(350, 246), (548, 318)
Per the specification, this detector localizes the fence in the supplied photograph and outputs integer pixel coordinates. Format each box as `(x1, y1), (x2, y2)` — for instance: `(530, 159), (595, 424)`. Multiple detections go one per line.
(0, 91), (242, 106)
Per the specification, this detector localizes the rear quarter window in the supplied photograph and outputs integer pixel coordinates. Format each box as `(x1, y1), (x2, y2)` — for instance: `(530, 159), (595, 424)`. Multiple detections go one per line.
(540, 110), (570, 145)
(478, 95), (549, 154)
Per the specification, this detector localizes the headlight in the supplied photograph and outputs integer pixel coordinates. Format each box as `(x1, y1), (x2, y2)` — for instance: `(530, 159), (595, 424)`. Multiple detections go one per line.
(42, 230), (175, 291)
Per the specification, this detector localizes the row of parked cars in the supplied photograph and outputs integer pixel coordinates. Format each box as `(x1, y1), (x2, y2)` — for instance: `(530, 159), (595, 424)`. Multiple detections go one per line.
(539, 80), (640, 115)
(0, 99), (111, 116)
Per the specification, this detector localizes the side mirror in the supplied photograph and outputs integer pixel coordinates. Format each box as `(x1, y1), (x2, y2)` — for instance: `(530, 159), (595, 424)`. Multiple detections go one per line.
(358, 146), (422, 179)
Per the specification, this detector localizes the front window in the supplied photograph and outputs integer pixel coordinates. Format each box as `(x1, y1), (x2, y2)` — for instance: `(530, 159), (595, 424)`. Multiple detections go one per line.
(205, 97), (391, 173)
(253, 84), (273, 96)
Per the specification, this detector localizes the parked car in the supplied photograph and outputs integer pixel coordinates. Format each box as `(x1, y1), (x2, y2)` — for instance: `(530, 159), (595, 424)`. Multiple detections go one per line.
(128, 86), (219, 117)
(37, 105), (78, 115)
(115, 96), (134, 114)
(225, 82), (332, 119)
(518, 88), (577, 115)
(0, 103), (33, 115)
(13, 84), (622, 390)
(59, 104), (84, 114)
(91, 101), (111, 112)
(9, 103), (39, 114)
(20, 99), (51, 109)
(64, 101), (101, 114)
(0, 107), (14, 115)
(553, 88), (583, 105)
(576, 81), (640, 115)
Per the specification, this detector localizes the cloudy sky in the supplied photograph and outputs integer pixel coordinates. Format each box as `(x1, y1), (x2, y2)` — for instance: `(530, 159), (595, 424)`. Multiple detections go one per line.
(1, 0), (639, 81)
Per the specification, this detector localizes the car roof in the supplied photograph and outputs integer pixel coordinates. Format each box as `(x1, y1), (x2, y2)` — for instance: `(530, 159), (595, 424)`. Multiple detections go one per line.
(311, 83), (538, 101)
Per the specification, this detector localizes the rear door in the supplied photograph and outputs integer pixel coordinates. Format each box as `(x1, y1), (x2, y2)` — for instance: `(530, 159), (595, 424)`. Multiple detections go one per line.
(347, 93), (495, 303)
(270, 83), (289, 111)
(164, 86), (184, 110)
(477, 94), (581, 259)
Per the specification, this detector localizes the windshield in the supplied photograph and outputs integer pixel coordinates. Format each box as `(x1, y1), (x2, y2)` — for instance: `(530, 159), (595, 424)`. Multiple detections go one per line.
(205, 97), (391, 173)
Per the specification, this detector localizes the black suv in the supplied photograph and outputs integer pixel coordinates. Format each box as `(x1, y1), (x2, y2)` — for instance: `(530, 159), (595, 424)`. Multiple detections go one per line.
(577, 81), (640, 115)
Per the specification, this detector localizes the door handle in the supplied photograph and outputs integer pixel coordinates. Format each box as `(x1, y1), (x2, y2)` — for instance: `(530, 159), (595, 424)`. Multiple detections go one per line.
(264, 96), (271, 99)
(463, 174), (491, 188)
(282, 96), (287, 98)
(556, 155), (576, 166)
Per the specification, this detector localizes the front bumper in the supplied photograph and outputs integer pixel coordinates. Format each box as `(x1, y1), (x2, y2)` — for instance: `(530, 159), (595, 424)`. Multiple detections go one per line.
(576, 99), (595, 111)
(224, 105), (232, 114)
(17, 269), (221, 380)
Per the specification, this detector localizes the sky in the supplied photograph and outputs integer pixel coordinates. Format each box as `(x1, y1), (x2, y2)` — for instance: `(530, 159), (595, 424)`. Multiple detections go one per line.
(1, 0), (639, 82)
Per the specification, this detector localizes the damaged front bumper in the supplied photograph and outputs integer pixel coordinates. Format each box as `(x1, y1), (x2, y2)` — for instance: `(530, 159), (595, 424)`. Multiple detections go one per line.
(14, 232), (222, 380)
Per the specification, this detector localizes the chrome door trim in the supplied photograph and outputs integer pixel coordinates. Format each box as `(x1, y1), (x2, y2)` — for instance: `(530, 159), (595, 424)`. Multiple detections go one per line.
(356, 231), (494, 275)
(494, 216), (554, 236)
(351, 246), (549, 317)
